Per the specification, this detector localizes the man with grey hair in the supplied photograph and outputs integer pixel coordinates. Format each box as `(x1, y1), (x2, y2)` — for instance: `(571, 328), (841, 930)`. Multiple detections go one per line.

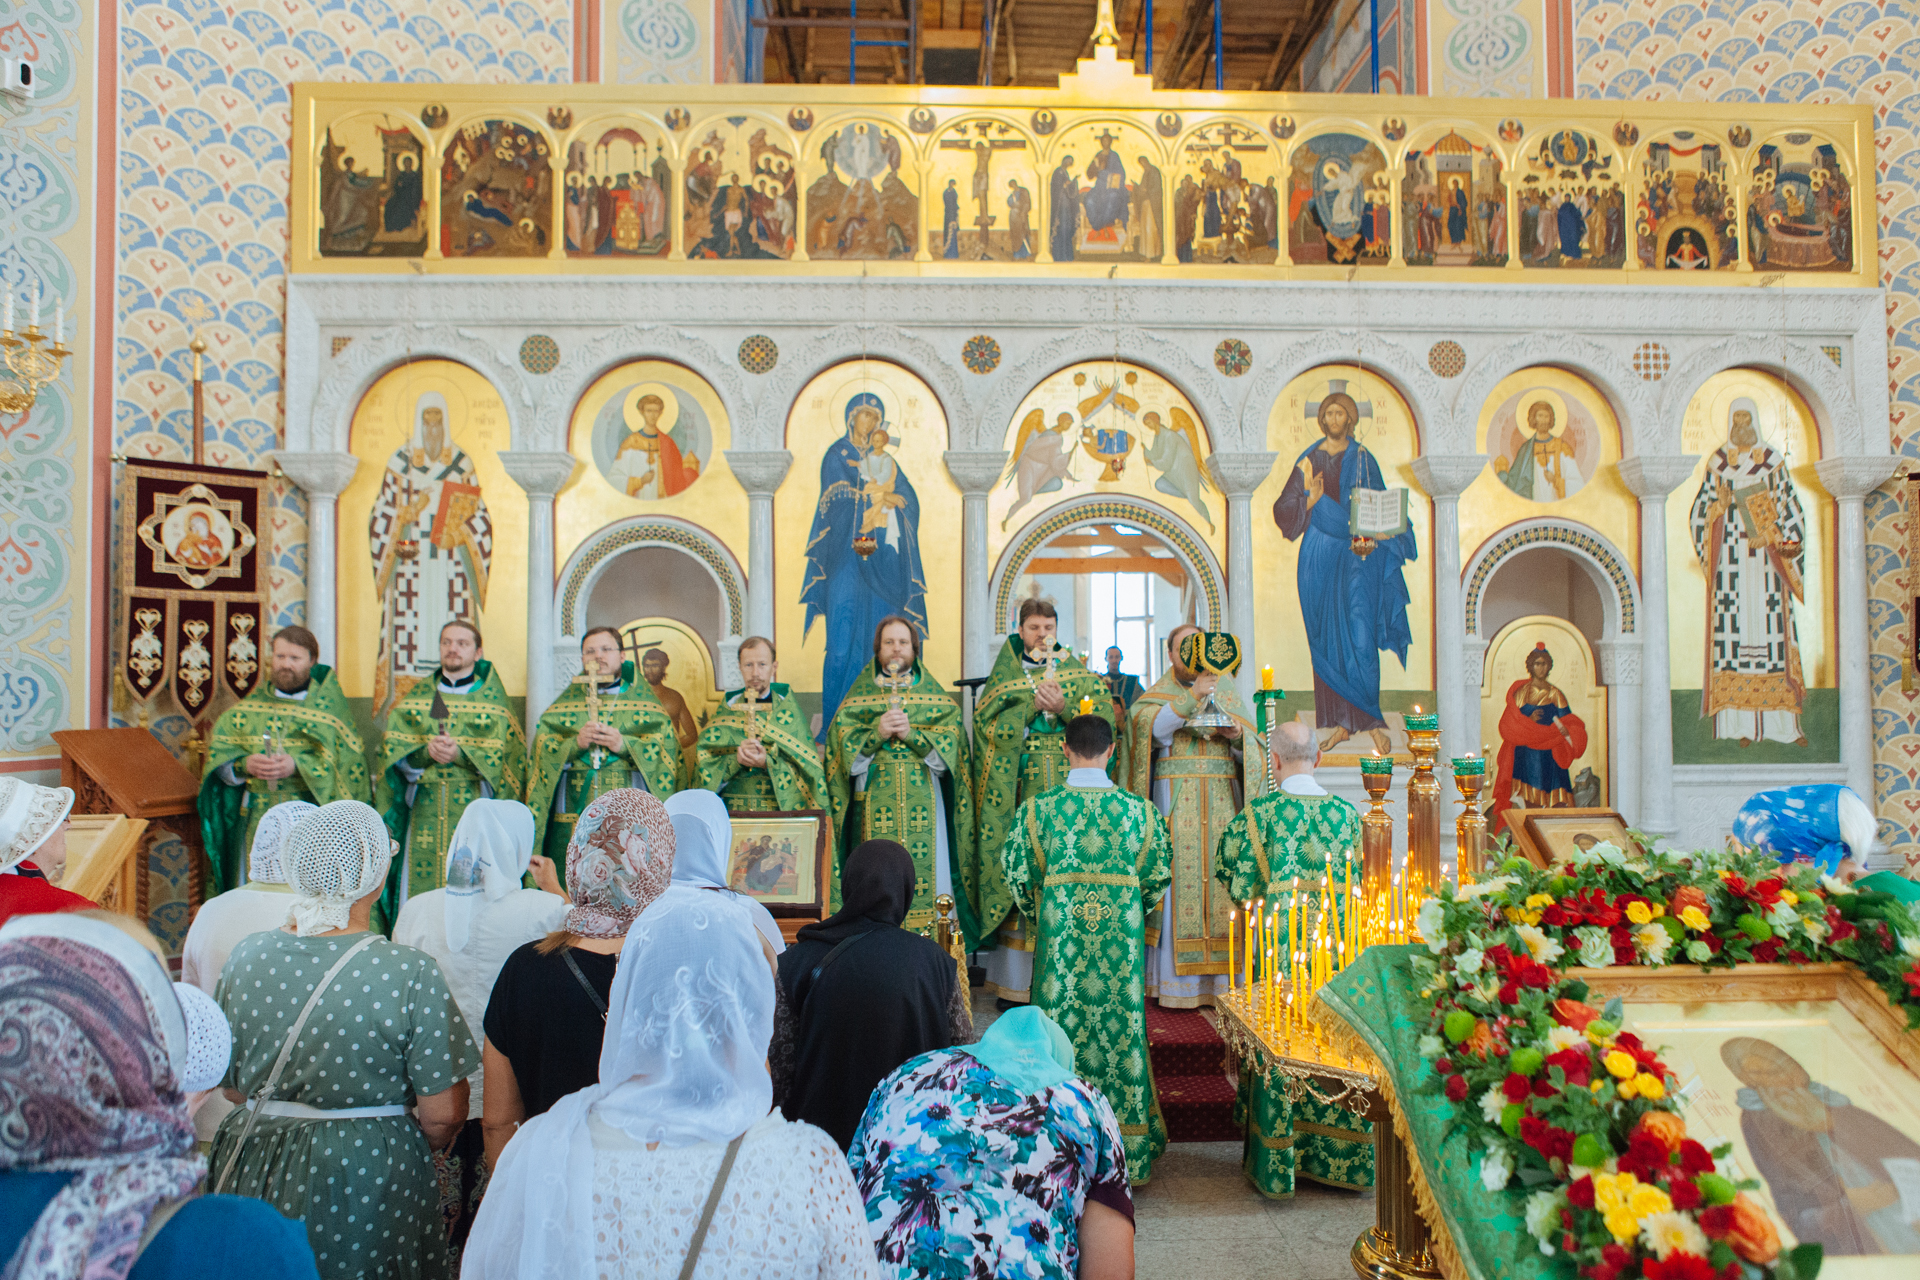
(1211, 716), (1372, 1198)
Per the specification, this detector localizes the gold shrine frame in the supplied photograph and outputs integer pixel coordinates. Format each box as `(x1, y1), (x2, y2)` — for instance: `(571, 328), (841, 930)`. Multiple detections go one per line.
(288, 81), (1876, 286)
(1501, 806), (1634, 869)
(723, 810), (829, 917)
(1573, 964), (1920, 1276)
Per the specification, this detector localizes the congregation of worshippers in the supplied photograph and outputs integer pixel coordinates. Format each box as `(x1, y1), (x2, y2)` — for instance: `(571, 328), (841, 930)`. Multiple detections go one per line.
(0, 608), (1875, 1280)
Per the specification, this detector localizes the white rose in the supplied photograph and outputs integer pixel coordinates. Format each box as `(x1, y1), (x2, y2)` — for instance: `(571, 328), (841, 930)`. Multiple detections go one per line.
(1418, 1034), (1445, 1059)
(1685, 939), (1713, 964)
(1479, 1088), (1506, 1126)
(1524, 1188), (1564, 1244)
(1901, 933), (1920, 959)
(1479, 1140), (1513, 1192)
(1417, 898), (1448, 952)
(1457, 947), (1486, 977)
(1573, 926), (1614, 968)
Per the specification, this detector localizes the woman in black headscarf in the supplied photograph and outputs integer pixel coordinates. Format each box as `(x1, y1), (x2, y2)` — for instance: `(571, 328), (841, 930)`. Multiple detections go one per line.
(772, 839), (974, 1149)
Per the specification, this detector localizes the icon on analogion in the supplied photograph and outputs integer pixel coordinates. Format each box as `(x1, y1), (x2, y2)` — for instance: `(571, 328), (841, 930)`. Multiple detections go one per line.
(591, 382), (712, 500)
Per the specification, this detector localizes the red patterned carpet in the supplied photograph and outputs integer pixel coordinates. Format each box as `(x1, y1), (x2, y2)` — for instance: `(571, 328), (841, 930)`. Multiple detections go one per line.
(1146, 1004), (1239, 1143)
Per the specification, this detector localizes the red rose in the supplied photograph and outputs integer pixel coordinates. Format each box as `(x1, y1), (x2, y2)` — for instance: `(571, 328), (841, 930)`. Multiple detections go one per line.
(1521, 961), (1555, 989)
(1644, 1254), (1717, 1280)
(1750, 877), (1784, 907)
(1542, 904), (1575, 928)
(1750, 939), (1782, 964)
(1601, 1244), (1630, 1270)
(1533, 1075), (1556, 1098)
(1678, 1139), (1716, 1176)
(1827, 905), (1857, 943)
(1670, 1178), (1702, 1210)
(1567, 1175), (1595, 1209)
(1502, 1072), (1532, 1103)
(1546, 1047), (1592, 1088)
(1904, 965), (1920, 1000)
(1613, 944), (1638, 966)
(1702, 931), (1724, 955)
(1786, 950), (1811, 965)
(1433, 1057), (1454, 1076)
(1497, 980), (1520, 1005)
(1486, 943), (1515, 970)
(1445, 1074), (1469, 1102)
(1552, 998), (1602, 1031)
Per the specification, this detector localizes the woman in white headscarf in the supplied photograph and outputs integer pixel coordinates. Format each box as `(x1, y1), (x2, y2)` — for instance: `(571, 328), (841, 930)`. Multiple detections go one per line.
(395, 798), (565, 1248)
(210, 800), (478, 1280)
(463, 889), (879, 1280)
(182, 799), (316, 997)
(665, 789), (785, 954)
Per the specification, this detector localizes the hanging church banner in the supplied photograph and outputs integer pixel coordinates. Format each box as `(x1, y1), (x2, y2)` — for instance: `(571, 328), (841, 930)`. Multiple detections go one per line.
(114, 461), (271, 733)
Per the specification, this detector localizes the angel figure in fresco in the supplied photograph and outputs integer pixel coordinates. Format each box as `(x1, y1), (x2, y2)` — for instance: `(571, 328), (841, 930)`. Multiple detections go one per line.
(1690, 397), (1808, 746)
(369, 391), (493, 716)
(1495, 400), (1583, 502)
(1002, 409), (1079, 529)
(1489, 642), (1588, 821)
(1721, 1037), (1920, 1256)
(1142, 408), (1214, 533)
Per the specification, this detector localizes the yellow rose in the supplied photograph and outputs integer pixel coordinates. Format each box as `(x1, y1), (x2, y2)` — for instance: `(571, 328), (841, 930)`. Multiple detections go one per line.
(1629, 1185), (1674, 1218)
(1593, 1173), (1633, 1212)
(1616, 1075), (1639, 1100)
(1605, 1050), (1638, 1080)
(1526, 893), (1556, 910)
(1591, 1080), (1611, 1098)
(1634, 1073), (1666, 1100)
(1779, 889), (1798, 906)
(1651, 903), (1666, 918)
(1626, 901), (1654, 925)
(1680, 906), (1712, 932)
(1604, 1207), (1641, 1241)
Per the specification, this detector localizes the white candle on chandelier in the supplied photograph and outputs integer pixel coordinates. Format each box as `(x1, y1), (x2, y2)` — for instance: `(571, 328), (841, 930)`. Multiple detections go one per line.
(54, 300), (64, 346)
(30, 283), (41, 330)
(3, 289), (12, 334)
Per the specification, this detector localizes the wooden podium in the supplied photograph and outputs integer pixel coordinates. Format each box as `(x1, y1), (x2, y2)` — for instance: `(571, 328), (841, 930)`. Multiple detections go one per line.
(51, 728), (205, 923)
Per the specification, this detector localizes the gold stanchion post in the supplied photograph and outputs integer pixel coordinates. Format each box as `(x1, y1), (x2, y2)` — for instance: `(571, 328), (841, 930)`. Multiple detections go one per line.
(1403, 711), (1442, 901)
(1452, 756), (1488, 883)
(1359, 755), (1393, 946)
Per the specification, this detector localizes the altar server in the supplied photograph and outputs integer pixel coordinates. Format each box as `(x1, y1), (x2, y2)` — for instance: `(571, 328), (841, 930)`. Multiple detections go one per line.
(823, 615), (973, 932)
(696, 636), (829, 817)
(374, 620), (526, 918)
(966, 599), (1114, 1001)
(200, 625), (368, 894)
(1001, 714), (1171, 1182)
(525, 626), (681, 885)
(1214, 719), (1373, 1197)
(1120, 624), (1266, 1008)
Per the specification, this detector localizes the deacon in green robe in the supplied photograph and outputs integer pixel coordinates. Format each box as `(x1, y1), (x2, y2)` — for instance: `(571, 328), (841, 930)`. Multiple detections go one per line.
(374, 620), (526, 917)
(1002, 713), (1171, 1183)
(1214, 719), (1373, 1198)
(695, 636), (829, 817)
(965, 600), (1114, 999)
(525, 627), (681, 886)
(199, 625), (369, 895)
(1121, 625), (1268, 1008)
(823, 616), (973, 936)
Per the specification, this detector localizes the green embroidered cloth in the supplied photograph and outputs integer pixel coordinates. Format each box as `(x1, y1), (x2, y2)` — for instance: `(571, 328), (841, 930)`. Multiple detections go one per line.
(695, 684), (828, 817)
(1318, 944), (1545, 1280)
(823, 658), (973, 935)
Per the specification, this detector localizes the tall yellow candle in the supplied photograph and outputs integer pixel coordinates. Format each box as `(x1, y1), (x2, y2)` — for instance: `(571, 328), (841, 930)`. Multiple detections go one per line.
(1227, 909), (1235, 990)
(1260, 664), (1274, 691)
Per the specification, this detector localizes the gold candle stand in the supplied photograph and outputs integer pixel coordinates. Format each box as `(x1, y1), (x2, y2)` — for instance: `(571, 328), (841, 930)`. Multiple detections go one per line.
(1359, 756), (1394, 935)
(1403, 715), (1442, 899)
(1452, 757), (1488, 883)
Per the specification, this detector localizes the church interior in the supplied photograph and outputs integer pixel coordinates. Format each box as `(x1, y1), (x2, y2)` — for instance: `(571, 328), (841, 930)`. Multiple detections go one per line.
(7, 0), (1920, 1277)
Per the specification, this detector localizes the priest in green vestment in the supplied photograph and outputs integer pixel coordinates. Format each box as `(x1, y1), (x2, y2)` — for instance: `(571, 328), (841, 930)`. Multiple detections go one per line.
(1002, 714), (1172, 1183)
(696, 636), (829, 816)
(199, 625), (369, 895)
(965, 599), (1114, 998)
(375, 619), (526, 916)
(1214, 719), (1373, 1197)
(824, 616), (974, 936)
(525, 626), (681, 886)
(1121, 624), (1268, 1008)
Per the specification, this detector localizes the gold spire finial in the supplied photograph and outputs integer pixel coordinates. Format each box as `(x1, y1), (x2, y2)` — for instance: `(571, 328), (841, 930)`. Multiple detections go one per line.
(190, 330), (205, 382)
(1092, 0), (1119, 46)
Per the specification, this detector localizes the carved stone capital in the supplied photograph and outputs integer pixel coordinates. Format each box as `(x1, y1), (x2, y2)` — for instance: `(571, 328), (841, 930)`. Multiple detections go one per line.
(1205, 452), (1279, 498)
(1616, 455), (1702, 501)
(943, 450), (1010, 495)
(1814, 455), (1899, 500)
(1412, 454), (1488, 499)
(1592, 639), (1643, 687)
(1462, 637), (1488, 691)
(498, 451), (579, 499)
(726, 449), (793, 496)
(271, 450), (361, 498)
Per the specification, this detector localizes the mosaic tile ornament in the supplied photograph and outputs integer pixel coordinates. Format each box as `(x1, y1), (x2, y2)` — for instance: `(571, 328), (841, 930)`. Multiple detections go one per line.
(331, 337), (353, 358)
(1213, 339), (1252, 378)
(738, 334), (779, 374)
(1428, 340), (1466, 378)
(1630, 341), (1670, 381)
(961, 335), (1002, 374)
(1823, 346), (1843, 368)
(519, 334), (561, 374)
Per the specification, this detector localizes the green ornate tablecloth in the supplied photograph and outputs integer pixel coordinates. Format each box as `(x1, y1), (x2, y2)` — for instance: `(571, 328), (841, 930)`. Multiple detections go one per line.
(1318, 945), (1554, 1280)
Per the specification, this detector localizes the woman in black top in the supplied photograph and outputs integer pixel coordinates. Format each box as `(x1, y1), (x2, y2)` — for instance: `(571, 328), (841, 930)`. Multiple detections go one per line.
(772, 839), (974, 1149)
(479, 789), (676, 1167)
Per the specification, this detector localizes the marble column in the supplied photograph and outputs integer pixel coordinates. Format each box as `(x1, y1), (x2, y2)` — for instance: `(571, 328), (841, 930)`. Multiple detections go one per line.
(1617, 455), (1699, 838)
(270, 451), (361, 662)
(724, 450), (793, 642)
(1205, 452), (1278, 696)
(501, 451), (580, 724)
(1592, 638), (1644, 823)
(944, 451), (1010, 682)
(1816, 456), (1899, 805)
(1412, 455), (1489, 760)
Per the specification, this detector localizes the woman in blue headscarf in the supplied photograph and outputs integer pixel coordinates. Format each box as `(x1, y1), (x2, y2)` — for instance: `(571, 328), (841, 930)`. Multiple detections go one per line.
(801, 391), (929, 736)
(1732, 784), (1877, 877)
(849, 1006), (1135, 1279)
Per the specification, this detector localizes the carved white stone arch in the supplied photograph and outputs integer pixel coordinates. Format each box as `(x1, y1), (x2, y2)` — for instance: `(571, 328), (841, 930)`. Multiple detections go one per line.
(1233, 329), (1445, 453)
(757, 323), (970, 451)
(304, 323), (535, 454)
(531, 325), (750, 454)
(990, 494), (1228, 637)
(1656, 335), (1865, 457)
(1448, 332), (1655, 458)
(979, 327), (1235, 453)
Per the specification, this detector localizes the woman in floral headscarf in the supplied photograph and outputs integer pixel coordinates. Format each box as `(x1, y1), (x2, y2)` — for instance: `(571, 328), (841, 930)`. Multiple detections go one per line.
(479, 789), (675, 1169)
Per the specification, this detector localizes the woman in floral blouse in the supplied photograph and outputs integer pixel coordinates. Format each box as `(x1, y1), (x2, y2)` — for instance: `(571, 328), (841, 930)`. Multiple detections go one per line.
(847, 1006), (1136, 1280)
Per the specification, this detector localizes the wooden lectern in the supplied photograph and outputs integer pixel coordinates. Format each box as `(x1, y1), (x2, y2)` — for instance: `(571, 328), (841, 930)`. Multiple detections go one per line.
(51, 728), (205, 923)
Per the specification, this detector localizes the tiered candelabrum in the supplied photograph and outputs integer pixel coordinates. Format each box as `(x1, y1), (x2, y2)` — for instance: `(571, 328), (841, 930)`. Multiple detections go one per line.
(0, 289), (71, 417)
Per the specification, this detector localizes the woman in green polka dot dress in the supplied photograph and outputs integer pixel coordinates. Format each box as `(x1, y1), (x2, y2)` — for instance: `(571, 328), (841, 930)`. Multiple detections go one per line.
(212, 801), (479, 1280)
